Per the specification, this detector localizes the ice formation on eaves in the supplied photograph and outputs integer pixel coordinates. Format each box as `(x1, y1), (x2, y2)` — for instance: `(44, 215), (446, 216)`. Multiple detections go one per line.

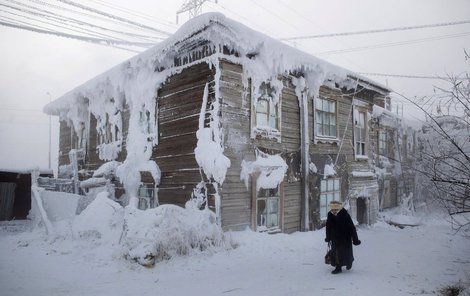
(43, 12), (390, 208)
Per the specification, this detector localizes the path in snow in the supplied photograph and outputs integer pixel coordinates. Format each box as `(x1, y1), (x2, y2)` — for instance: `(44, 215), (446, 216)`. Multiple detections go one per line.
(0, 220), (469, 296)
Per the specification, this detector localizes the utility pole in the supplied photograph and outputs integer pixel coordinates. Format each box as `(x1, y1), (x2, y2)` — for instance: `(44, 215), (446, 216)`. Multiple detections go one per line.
(46, 92), (52, 171)
(176, 0), (217, 24)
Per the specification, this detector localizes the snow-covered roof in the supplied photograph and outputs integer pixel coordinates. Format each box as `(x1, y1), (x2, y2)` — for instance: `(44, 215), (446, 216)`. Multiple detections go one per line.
(44, 12), (390, 115)
(0, 167), (53, 175)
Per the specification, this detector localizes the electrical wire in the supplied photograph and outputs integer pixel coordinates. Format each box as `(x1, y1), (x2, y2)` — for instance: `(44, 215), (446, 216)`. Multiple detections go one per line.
(315, 31), (470, 55)
(86, 0), (176, 28)
(0, 4), (139, 43)
(248, 0), (303, 33)
(4, 0), (163, 42)
(281, 19), (470, 41)
(56, 0), (171, 36)
(0, 20), (145, 52)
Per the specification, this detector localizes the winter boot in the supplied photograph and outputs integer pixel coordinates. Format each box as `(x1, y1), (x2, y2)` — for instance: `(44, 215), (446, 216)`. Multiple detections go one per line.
(346, 263), (352, 270)
(331, 266), (342, 274)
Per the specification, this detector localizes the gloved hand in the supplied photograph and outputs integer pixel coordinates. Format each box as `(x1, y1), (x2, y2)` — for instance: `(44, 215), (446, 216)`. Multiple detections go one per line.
(353, 239), (361, 246)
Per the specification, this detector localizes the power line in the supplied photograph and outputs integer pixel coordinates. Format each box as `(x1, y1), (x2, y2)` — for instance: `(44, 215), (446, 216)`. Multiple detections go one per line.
(315, 31), (470, 55)
(4, 0), (163, 42)
(0, 20), (147, 52)
(86, 0), (176, 28)
(248, 0), (303, 33)
(281, 19), (470, 41)
(275, 0), (368, 72)
(209, 1), (263, 32)
(27, 0), (168, 35)
(358, 72), (455, 80)
(56, 0), (171, 36)
(0, 4), (138, 43)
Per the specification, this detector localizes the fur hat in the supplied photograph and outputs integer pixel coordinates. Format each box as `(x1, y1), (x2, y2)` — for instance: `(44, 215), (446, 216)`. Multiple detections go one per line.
(329, 201), (343, 210)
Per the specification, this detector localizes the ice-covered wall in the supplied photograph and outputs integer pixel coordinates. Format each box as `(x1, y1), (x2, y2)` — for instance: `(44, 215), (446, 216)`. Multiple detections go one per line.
(44, 12), (389, 210)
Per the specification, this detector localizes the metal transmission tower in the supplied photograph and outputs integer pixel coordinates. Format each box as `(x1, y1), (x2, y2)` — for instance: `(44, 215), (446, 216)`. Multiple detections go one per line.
(176, 0), (217, 23)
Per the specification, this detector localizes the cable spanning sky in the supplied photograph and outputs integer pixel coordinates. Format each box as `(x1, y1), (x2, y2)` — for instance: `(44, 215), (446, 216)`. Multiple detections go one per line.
(0, 0), (469, 170)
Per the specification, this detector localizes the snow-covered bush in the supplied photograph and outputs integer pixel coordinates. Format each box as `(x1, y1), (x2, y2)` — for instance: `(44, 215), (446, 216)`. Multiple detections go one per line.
(72, 192), (124, 242)
(122, 201), (232, 266)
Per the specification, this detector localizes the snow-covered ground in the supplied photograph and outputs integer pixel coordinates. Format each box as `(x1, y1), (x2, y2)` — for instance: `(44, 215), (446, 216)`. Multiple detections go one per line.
(1, 216), (469, 296)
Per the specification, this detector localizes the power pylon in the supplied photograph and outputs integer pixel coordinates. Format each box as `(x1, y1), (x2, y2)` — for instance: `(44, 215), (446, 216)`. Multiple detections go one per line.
(176, 0), (218, 23)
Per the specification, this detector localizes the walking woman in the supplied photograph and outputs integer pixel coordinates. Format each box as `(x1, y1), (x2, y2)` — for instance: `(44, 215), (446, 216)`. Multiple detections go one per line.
(325, 201), (361, 274)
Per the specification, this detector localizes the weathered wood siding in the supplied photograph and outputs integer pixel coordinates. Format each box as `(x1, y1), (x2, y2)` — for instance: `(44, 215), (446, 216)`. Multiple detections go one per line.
(58, 107), (128, 181)
(153, 62), (215, 207)
(219, 60), (302, 233)
(307, 86), (355, 228)
(58, 120), (72, 167)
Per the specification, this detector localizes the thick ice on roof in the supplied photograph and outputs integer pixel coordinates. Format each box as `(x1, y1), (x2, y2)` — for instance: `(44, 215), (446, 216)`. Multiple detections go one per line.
(44, 12), (389, 115)
(42, 12), (391, 210)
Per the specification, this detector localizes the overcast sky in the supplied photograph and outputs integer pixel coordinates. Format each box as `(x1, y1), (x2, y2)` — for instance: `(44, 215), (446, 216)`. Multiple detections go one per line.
(1, 0), (469, 171)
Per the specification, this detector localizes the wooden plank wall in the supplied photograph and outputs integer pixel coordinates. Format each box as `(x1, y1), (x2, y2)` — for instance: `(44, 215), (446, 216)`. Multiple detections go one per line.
(153, 62), (215, 207)
(219, 60), (301, 233)
(307, 86), (354, 227)
(58, 120), (72, 167)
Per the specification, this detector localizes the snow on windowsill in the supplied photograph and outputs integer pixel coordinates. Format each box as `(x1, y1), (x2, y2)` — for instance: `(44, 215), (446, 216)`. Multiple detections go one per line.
(252, 126), (281, 142)
(314, 135), (340, 144)
(355, 155), (369, 161)
(351, 171), (376, 178)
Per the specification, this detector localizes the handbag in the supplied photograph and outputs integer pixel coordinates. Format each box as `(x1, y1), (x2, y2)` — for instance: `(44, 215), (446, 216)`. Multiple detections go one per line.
(325, 243), (333, 265)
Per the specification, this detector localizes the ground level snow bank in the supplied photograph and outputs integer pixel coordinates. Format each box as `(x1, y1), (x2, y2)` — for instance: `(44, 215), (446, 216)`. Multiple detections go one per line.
(32, 191), (233, 267)
(123, 202), (234, 266)
(1, 217), (469, 296)
(72, 192), (124, 242)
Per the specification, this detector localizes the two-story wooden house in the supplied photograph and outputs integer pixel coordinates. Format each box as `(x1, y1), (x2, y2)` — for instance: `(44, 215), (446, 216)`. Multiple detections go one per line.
(45, 13), (393, 233)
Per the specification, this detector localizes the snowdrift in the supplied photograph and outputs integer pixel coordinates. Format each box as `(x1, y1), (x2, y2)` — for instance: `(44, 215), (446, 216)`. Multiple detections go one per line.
(122, 202), (233, 266)
(64, 192), (233, 266)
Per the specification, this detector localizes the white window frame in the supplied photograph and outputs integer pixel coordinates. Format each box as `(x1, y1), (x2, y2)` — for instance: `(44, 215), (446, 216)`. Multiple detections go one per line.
(71, 119), (88, 150)
(251, 82), (282, 140)
(353, 105), (368, 158)
(379, 130), (387, 156)
(98, 112), (120, 145)
(256, 187), (281, 232)
(319, 178), (341, 220)
(315, 97), (338, 138)
(138, 184), (156, 210)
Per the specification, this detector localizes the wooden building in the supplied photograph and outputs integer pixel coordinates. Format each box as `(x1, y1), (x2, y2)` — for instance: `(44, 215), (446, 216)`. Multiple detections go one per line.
(0, 169), (53, 221)
(45, 13), (399, 233)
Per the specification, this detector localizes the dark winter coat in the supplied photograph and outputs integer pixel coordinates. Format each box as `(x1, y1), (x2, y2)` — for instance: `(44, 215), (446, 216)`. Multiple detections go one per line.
(325, 208), (360, 267)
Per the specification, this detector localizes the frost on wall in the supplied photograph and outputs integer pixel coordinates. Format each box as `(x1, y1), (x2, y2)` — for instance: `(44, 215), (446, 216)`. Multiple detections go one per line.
(45, 12), (388, 208)
(240, 150), (288, 191)
(193, 64), (231, 222)
(250, 80), (283, 141)
(195, 81), (231, 185)
(323, 163), (337, 179)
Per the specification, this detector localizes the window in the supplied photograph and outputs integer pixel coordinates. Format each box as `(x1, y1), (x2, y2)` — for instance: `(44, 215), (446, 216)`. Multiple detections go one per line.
(256, 187), (280, 231)
(72, 121), (87, 149)
(256, 98), (278, 129)
(254, 83), (280, 131)
(319, 178), (340, 220)
(379, 130), (387, 155)
(315, 97), (337, 137)
(354, 110), (367, 156)
(138, 185), (156, 210)
(99, 113), (120, 145)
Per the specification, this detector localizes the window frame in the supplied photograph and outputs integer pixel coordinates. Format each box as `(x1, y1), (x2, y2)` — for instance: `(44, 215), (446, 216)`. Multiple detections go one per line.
(251, 172), (284, 233)
(378, 129), (387, 156)
(251, 81), (282, 140)
(319, 178), (341, 220)
(314, 96), (338, 139)
(137, 183), (157, 210)
(353, 106), (368, 158)
(98, 112), (120, 145)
